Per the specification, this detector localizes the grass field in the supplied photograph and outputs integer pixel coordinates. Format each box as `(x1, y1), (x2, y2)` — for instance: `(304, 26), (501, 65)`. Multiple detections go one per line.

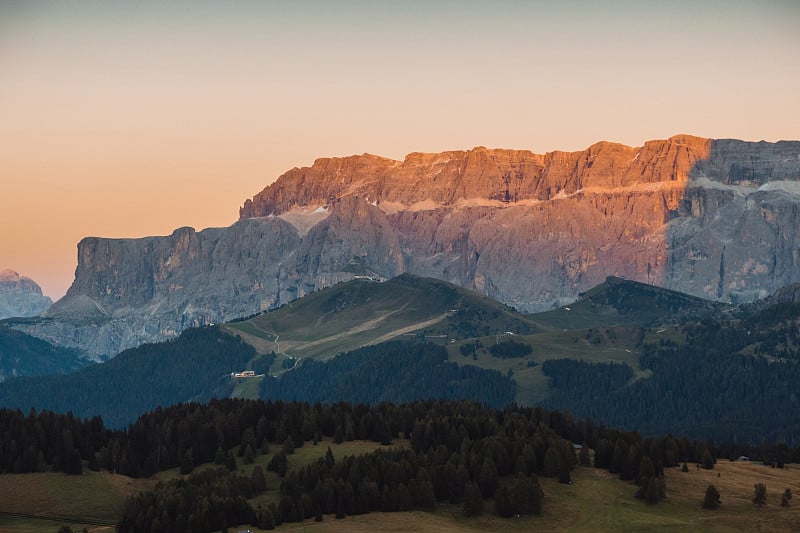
(447, 325), (655, 405)
(0, 469), (155, 533)
(2, 443), (797, 532)
(225, 275), (539, 365)
(231, 375), (264, 399)
(250, 460), (799, 533)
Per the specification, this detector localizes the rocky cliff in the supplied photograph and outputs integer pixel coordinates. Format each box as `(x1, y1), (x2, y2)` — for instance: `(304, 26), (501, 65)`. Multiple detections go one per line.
(13, 135), (800, 358)
(0, 269), (52, 319)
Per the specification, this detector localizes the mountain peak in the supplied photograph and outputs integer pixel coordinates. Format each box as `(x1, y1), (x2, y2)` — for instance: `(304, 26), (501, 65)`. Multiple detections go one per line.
(0, 269), (41, 293)
(0, 269), (52, 319)
(0, 269), (21, 282)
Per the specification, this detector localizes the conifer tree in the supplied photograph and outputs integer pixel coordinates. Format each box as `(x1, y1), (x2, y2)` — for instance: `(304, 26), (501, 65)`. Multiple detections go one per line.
(781, 488), (792, 507)
(703, 484), (721, 509)
(463, 481), (483, 516)
(753, 483), (767, 507)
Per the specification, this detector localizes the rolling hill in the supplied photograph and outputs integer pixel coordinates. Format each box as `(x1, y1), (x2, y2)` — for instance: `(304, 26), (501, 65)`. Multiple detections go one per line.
(226, 273), (538, 365)
(530, 275), (729, 330)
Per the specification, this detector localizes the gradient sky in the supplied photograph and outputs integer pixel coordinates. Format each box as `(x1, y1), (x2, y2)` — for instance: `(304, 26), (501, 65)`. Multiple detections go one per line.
(1, 0), (798, 300)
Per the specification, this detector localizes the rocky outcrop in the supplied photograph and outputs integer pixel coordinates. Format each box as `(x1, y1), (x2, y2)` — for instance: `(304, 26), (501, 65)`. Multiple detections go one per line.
(0, 270), (52, 319)
(13, 135), (800, 358)
(240, 135), (711, 217)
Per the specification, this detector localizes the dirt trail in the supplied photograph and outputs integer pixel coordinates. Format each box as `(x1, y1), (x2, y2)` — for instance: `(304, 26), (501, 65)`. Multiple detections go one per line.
(366, 313), (449, 346)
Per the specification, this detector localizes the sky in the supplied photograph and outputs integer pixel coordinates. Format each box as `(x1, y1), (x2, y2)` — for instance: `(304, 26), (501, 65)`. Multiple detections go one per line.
(1, 0), (798, 300)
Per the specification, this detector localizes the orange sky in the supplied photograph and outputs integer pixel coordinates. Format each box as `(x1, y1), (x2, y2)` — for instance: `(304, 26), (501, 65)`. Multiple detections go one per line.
(1, 1), (799, 299)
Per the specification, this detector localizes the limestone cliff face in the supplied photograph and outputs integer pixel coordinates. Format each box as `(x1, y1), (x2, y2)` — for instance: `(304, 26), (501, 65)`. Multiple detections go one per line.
(0, 269), (52, 319)
(15, 135), (800, 358)
(240, 135), (710, 216)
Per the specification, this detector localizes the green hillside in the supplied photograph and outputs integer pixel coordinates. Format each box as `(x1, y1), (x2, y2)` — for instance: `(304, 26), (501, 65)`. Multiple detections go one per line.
(531, 276), (728, 330)
(226, 274), (538, 363)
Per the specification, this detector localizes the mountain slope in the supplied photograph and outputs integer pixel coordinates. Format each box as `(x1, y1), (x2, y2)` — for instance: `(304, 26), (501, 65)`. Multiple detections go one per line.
(531, 275), (729, 329)
(11, 136), (800, 358)
(226, 274), (537, 362)
(0, 325), (87, 381)
(259, 341), (516, 409)
(539, 295), (800, 444)
(0, 327), (265, 428)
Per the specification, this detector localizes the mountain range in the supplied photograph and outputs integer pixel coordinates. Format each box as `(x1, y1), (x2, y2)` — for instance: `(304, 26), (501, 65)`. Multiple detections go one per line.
(1, 273), (798, 445)
(7, 135), (800, 362)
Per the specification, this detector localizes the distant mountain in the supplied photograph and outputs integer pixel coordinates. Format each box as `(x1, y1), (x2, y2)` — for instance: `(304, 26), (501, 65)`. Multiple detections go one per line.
(0, 325), (86, 381)
(0, 269), (52, 319)
(10, 136), (800, 360)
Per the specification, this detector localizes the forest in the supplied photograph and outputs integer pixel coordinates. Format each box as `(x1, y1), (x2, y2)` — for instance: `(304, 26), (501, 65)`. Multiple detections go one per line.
(0, 326), (257, 427)
(260, 341), (516, 408)
(541, 301), (800, 444)
(0, 325), (87, 380)
(2, 399), (796, 532)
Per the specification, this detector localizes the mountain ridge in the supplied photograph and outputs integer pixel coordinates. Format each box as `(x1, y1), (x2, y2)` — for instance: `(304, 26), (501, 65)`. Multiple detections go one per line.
(11, 135), (800, 357)
(240, 134), (712, 217)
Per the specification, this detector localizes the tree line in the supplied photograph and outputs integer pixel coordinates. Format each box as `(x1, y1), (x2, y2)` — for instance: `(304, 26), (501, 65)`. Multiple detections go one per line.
(4, 397), (792, 532)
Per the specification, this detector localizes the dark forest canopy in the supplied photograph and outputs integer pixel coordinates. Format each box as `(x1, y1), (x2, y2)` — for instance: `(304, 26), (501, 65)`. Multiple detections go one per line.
(0, 326), (256, 428)
(541, 300), (800, 445)
(0, 334), (515, 428)
(0, 398), (796, 532)
(0, 325), (87, 380)
(260, 341), (515, 408)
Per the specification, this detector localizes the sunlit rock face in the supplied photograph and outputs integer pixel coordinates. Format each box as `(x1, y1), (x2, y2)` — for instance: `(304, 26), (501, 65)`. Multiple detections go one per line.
(13, 136), (800, 358)
(0, 269), (52, 319)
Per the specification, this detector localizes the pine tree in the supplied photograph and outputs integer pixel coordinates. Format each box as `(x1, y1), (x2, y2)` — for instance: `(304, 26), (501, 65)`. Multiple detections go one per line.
(643, 476), (664, 504)
(494, 484), (515, 518)
(463, 481), (483, 517)
(214, 447), (227, 465)
(703, 484), (721, 509)
(244, 444), (255, 464)
(579, 445), (591, 467)
(325, 446), (335, 469)
(225, 450), (237, 472)
(180, 448), (194, 475)
(335, 492), (346, 519)
(753, 483), (767, 507)
(702, 449), (715, 470)
(781, 488), (792, 507)
(478, 458), (498, 497)
(543, 446), (562, 478)
(251, 465), (266, 493)
(258, 506), (275, 530)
